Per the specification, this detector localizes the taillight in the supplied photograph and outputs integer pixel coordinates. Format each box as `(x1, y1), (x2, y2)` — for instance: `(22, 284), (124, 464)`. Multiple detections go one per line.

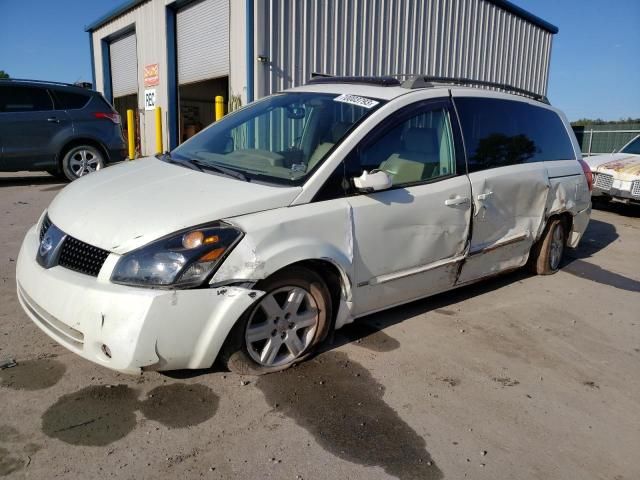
(94, 112), (121, 124)
(578, 159), (593, 192)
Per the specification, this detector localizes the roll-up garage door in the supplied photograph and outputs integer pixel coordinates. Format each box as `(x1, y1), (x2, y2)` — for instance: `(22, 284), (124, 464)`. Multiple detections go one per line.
(110, 32), (138, 97)
(177, 0), (229, 85)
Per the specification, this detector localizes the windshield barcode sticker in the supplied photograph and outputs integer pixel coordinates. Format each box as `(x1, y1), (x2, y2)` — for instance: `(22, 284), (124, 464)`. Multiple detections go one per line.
(333, 94), (379, 109)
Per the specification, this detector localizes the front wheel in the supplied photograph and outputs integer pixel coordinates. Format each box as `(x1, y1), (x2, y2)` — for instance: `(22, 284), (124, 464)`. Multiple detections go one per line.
(61, 145), (105, 181)
(221, 266), (332, 375)
(528, 218), (566, 275)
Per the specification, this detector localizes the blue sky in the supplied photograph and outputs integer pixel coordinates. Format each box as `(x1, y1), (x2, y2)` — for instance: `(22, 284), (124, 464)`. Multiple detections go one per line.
(0, 0), (638, 121)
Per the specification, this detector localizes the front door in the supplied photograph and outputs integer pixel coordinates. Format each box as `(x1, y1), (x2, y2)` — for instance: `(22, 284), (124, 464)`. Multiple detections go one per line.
(346, 99), (472, 315)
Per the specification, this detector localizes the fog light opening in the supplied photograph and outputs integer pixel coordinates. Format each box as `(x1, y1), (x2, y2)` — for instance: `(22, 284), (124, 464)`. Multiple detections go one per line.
(101, 344), (112, 359)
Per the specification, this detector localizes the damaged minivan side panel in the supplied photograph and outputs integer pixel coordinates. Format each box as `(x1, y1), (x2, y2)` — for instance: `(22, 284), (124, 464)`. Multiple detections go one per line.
(452, 92), (583, 284)
(457, 163), (550, 284)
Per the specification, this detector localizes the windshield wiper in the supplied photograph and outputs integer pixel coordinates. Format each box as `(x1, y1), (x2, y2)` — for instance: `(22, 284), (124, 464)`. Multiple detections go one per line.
(189, 159), (250, 182)
(156, 152), (203, 172)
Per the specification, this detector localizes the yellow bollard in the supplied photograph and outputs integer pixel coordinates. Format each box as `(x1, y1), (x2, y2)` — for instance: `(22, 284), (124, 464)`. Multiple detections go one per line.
(126, 109), (135, 160)
(215, 96), (225, 121)
(155, 106), (163, 154)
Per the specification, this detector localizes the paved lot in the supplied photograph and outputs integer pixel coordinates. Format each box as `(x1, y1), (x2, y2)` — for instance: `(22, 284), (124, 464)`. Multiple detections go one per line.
(1, 172), (639, 480)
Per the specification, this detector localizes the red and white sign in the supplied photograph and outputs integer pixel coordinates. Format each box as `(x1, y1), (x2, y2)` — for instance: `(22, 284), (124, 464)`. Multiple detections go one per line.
(144, 64), (159, 87)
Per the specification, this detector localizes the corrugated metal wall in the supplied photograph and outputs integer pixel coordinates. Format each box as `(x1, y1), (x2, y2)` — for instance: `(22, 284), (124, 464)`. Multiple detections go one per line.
(257, 0), (553, 97)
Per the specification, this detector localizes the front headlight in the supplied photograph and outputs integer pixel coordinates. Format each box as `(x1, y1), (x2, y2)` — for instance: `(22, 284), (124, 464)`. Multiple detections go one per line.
(111, 222), (243, 288)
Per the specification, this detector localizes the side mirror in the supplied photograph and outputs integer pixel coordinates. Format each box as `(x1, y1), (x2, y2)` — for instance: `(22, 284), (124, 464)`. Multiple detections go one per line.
(223, 135), (234, 153)
(353, 170), (392, 192)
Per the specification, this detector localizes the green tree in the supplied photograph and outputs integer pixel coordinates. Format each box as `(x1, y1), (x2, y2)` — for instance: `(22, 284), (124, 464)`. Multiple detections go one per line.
(571, 117), (640, 126)
(0, 70), (9, 79)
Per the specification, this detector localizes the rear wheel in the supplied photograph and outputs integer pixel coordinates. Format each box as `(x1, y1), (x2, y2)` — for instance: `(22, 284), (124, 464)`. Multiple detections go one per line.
(221, 266), (332, 375)
(528, 218), (566, 275)
(61, 145), (105, 181)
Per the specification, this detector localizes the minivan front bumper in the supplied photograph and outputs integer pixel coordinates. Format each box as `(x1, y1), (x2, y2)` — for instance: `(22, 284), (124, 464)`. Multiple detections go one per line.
(16, 225), (264, 373)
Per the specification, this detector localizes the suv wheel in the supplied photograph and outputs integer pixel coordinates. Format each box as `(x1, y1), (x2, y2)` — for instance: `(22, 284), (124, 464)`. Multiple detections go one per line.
(221, 266), (332, 375)
(528, 218), (566, 275)
(61, 145), (104, 181)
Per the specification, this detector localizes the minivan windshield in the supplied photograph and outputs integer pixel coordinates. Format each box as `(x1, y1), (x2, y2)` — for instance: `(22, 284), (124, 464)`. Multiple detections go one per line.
(621, 136), (640, 155)
(170, 92), (385, 184)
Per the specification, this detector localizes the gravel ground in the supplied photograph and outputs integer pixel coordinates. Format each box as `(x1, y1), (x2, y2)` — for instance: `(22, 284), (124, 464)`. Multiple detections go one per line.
(1, 171), (639, 480)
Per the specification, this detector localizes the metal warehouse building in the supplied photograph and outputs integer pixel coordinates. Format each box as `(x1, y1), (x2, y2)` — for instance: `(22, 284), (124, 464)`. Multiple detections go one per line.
(87, 0), (558, 157)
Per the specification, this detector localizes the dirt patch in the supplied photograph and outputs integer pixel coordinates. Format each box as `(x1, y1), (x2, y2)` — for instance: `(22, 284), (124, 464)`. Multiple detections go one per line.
(257, 351), (442, 480)
(42, 383), (219, 446)
(492, 377), (520, 387)
(0, 446), (24, 477)
(0, 426), (22, 443)
(41, 384), (138, 446)
(0, 359), (66, 390)
(166, 449), (199, 467)
(438, 377), (460, 387)
(139, 384), (219, 428)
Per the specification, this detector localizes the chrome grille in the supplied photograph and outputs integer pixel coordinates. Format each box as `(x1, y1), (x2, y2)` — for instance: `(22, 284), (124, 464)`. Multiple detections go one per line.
(39, 215), (52, 241)
(594, 173), (613, 191)
(58, 236), (110, 277)
(632, 180), (640, 197)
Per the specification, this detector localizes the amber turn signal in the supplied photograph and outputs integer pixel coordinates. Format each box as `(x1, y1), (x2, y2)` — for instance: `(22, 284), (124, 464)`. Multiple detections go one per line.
(199, 247), (226, 261)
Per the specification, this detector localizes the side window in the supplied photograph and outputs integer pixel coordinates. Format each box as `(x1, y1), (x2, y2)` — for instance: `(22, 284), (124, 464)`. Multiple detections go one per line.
(0, 86), (53, 112)
(454, 97), (575, 172)
(350, 106), (457, 187)
(52, 90), (90, 110)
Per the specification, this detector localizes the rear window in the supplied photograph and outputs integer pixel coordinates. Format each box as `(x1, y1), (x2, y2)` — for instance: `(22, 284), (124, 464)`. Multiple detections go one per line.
(455, 97), (575, 172)
(52, 89), (90, 110)
(0, 85), (53, 112)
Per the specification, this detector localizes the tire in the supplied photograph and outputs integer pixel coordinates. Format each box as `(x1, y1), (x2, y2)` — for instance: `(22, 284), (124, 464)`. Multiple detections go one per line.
(61, 145), (105, 181)
(528, 218), (566, 275)
(220, 266), (332, 375)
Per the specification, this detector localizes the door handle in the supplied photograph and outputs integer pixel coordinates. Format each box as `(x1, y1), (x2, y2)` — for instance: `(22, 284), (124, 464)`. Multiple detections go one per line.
(47, 117), (60, 123)
(477, 191), (493, 200)
(445, 196), (470, 206)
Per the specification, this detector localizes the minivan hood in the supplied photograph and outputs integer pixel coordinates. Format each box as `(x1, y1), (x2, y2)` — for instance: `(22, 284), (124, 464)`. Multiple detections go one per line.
(48, 157), (301, 254)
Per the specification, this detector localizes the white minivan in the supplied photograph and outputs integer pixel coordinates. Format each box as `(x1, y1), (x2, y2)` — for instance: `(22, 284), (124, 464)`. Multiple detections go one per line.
(16, 76), (592, 375)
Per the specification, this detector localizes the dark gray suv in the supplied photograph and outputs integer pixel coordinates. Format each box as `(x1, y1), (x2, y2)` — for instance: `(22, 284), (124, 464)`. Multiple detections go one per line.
(0, 79), (126, 181)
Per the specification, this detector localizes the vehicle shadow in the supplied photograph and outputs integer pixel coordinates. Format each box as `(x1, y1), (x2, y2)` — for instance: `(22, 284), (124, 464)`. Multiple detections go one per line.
(0, 174), (65, 188)
(592, 198), (640, 218)
(563, 218), (618, 262)
(328, 269), (530, 353)
(561, 217), (640, 292)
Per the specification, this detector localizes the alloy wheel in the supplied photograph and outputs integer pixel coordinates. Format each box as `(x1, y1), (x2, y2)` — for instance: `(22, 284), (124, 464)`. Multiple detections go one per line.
(245, 286), (319, 367)
(68, 148), (103, 177)
(549, 223), (565, 270)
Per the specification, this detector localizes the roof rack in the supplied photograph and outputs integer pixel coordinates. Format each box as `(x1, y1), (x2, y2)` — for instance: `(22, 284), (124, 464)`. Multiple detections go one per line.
(0, 78), (93, 89)
(401, 76), (549, 104)
(307, 74), (401, 87)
